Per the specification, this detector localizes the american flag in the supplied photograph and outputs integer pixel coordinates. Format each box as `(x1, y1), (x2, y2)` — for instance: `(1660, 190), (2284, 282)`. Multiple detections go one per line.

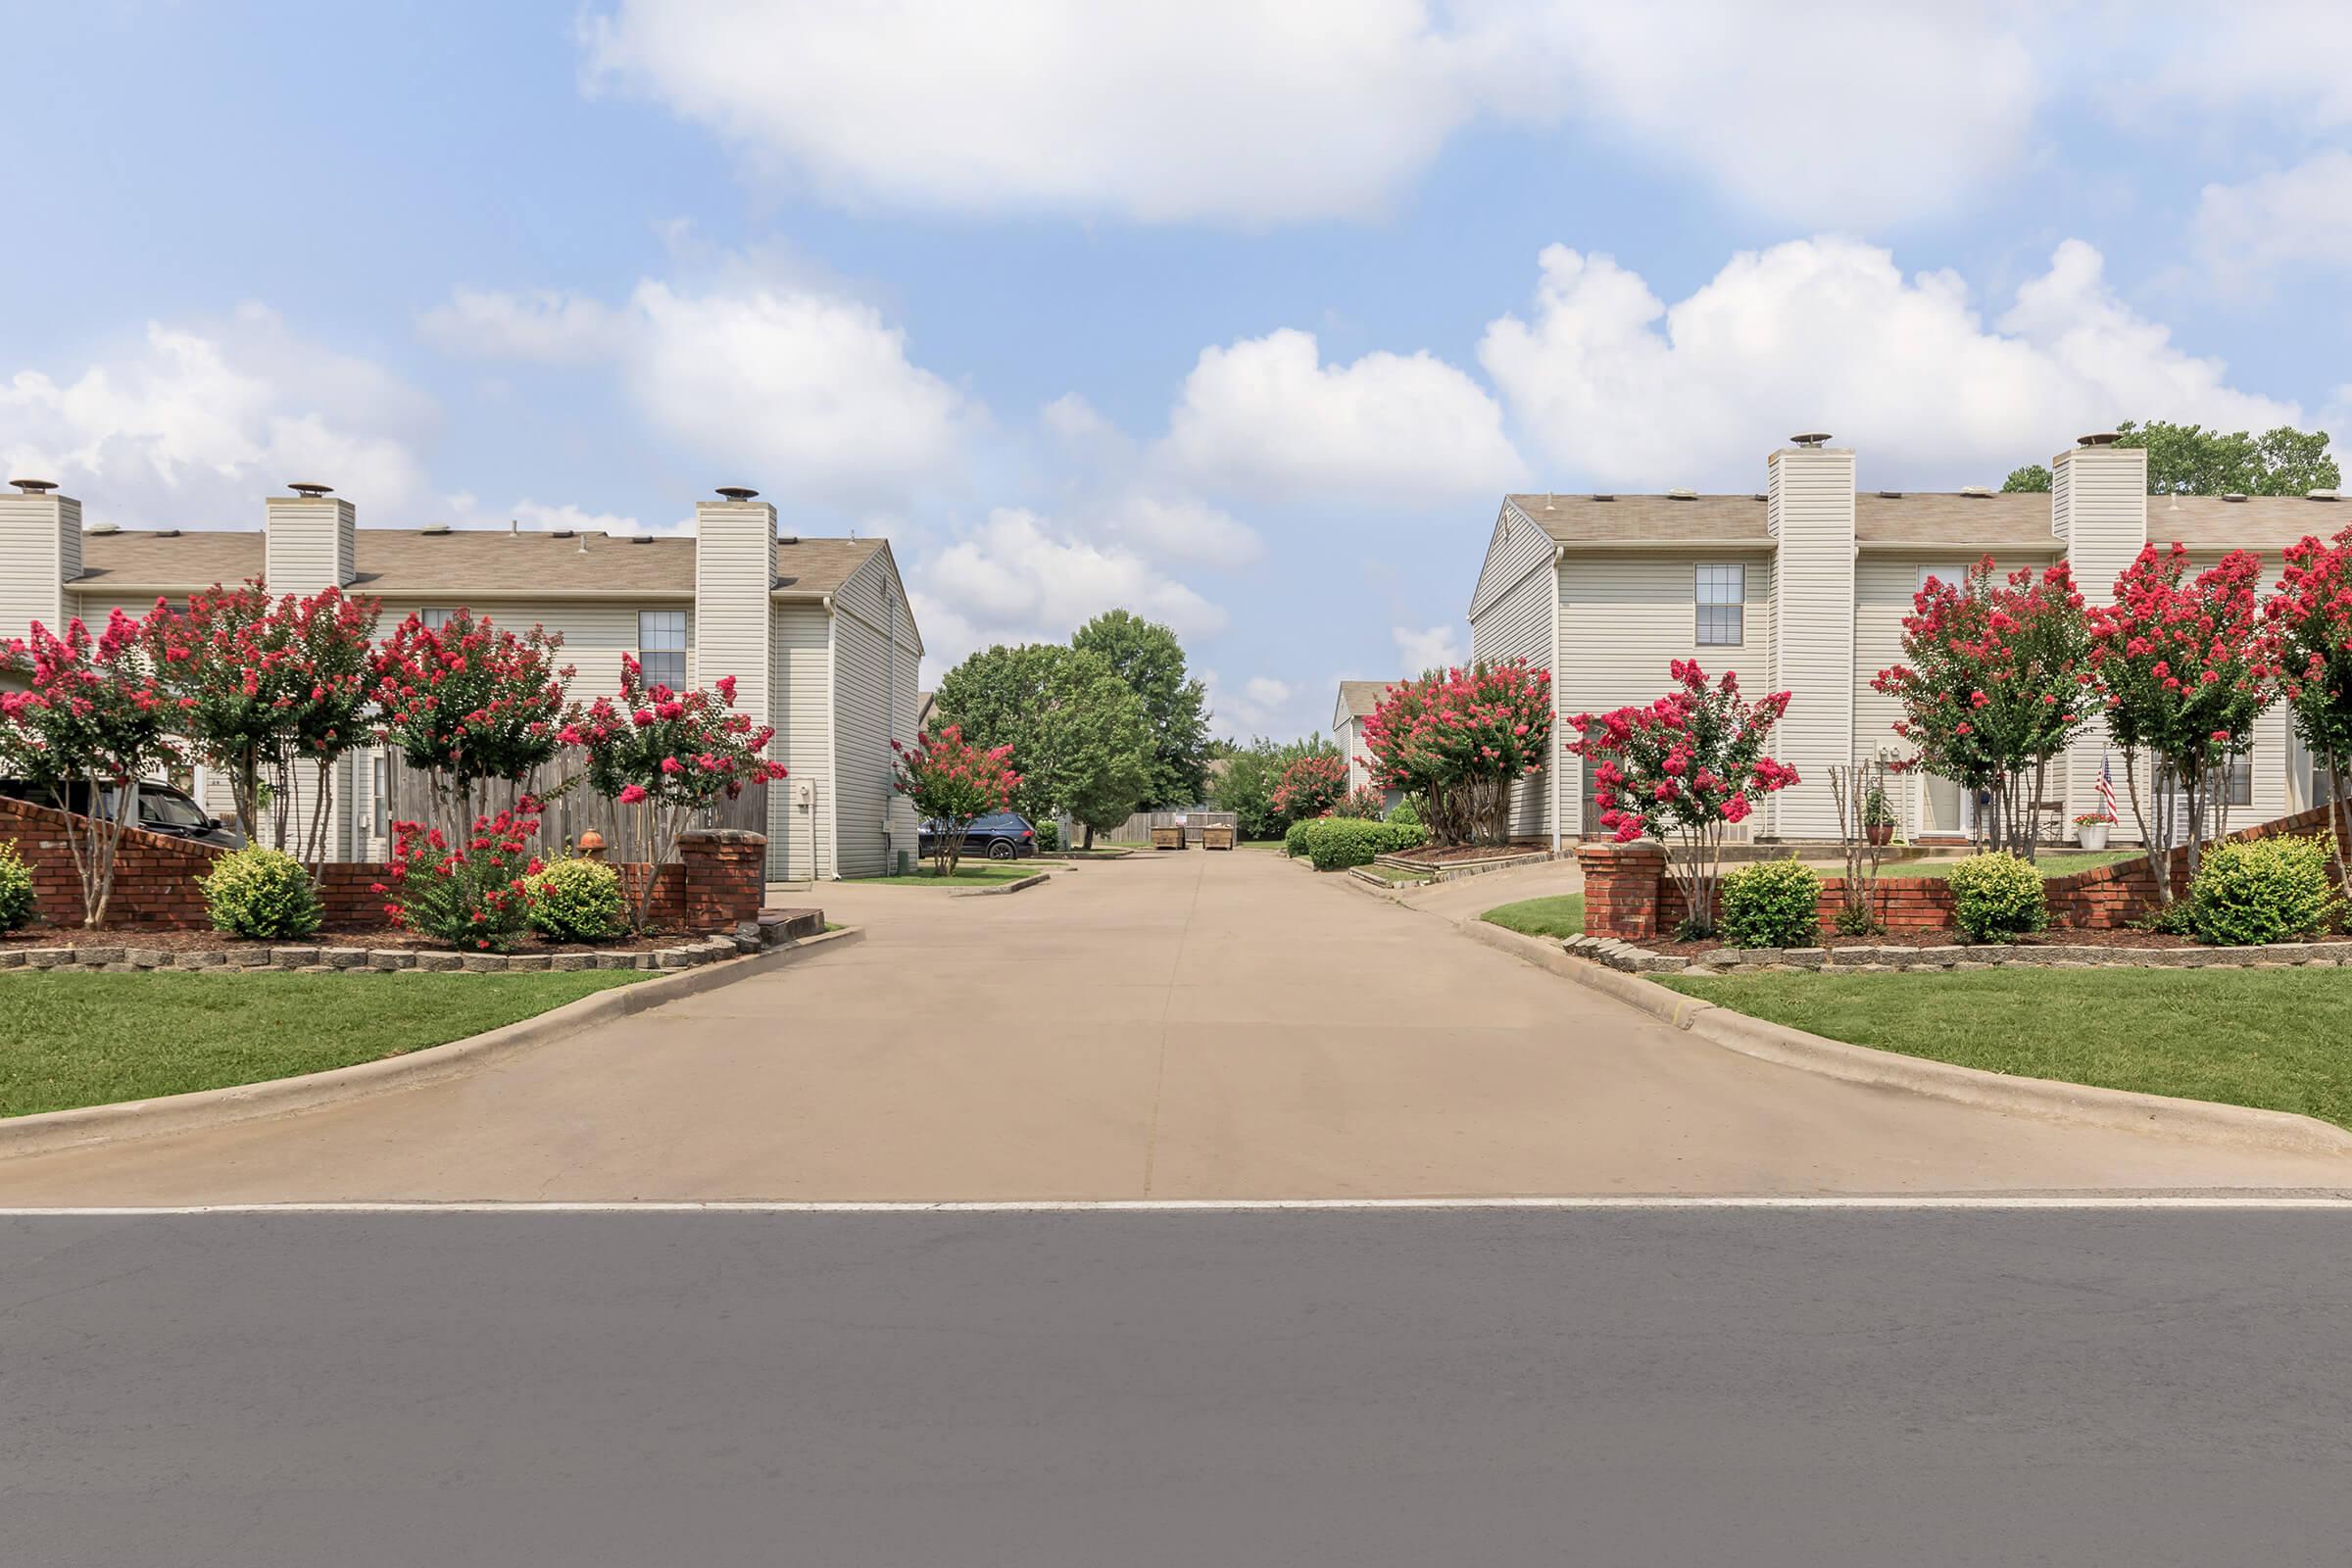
(2097, 757), (2118, 821)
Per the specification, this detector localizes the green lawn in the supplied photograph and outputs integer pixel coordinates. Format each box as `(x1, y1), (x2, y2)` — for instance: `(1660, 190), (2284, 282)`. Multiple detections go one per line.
(1657, 967), (2352, 1130)
(1237, 838), (1291, 852)
(0, 970), (643, 1118)
(1482, 893), (1586, 939)
(1893, 851), (2138, 879)
(854, 861), (1044, 888)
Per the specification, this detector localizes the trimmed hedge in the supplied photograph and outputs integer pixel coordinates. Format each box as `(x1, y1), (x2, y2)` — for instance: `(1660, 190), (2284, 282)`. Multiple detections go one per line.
(200, 846), (323, 940)
(527, 857), (629, 943)
(1719, 858), (1823, 948)
(1284, 818), (1314, 858)
(2189, 833), (2339, 947)
(1945, 852), (2047, 943)
(0, 841), (32, 931)
(1298, 817), (1428, 871)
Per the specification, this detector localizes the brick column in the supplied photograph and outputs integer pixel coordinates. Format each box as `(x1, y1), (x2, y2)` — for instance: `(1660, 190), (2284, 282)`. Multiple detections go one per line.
(679, 828), (768, 931)
(1575, 840), (1666, 940)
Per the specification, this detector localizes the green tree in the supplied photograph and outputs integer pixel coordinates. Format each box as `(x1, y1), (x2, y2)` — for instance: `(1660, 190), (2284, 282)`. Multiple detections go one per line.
(1038, 649), (1152, 849)
(2115, 418), (2340, 496)
(931, 642), (1065, 820)
(1071, 610), (1210, 807)
(2001, 464), (2051, 493)
(1208, 734), (1338, 839)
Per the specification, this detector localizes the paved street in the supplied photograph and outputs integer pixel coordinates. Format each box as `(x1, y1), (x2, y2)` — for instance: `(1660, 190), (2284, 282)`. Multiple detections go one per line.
(4, 1205), (2349, 1567)
(3, 850), (2349, 1201)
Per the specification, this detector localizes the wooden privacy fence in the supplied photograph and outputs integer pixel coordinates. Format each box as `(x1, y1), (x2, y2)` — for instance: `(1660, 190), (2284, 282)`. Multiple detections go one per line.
(378, 747), (767, 862)
(1098, 808), (1239, 846)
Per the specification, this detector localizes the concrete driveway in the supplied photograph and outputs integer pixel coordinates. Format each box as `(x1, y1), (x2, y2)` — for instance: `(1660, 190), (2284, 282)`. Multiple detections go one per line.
(1, 851), (2346, 1202)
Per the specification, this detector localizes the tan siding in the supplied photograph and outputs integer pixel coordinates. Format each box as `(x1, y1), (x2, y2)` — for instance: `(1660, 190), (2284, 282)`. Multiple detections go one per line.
(1765, 450), (1855, 837)
(832, 610), (893, 877)
(263, 497), (354, 593)
(1466, 501), (1552, 622)
(771, 605), (834, 881)
(1470, 544), (1554, 838)
(0, 495), (74, 645)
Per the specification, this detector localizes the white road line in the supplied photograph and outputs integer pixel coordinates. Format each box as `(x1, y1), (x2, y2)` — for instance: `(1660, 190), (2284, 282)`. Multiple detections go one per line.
(2, 1195), (2351, 1216)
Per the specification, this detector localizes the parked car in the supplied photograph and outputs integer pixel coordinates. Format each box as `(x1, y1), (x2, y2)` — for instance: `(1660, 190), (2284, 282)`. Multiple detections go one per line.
(917, 811), (1038, 861)
(0, 778), (246, 849)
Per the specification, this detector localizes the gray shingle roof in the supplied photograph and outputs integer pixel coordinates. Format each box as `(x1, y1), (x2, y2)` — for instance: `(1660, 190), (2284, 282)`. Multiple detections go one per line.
(1335, 680), (1396, 719)
(69, 527), (882, 599)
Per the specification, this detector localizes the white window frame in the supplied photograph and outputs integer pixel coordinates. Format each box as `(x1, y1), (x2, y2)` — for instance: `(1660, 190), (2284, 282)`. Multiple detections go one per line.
(1694, 564), (1744, 647)
(637, 609), (688, 692)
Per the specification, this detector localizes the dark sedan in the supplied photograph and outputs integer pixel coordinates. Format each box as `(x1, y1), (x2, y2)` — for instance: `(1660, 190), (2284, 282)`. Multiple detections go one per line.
(917, 811), (1039, 861)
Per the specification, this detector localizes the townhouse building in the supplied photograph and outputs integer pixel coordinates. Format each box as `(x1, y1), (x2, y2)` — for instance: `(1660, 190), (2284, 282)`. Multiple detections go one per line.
(1468, 432), (2346, 849)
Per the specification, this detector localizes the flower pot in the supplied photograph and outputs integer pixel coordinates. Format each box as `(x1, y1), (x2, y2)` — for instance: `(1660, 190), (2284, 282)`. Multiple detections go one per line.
(2076, 822), (2109, 852)
(1865, 823), (1893, 847)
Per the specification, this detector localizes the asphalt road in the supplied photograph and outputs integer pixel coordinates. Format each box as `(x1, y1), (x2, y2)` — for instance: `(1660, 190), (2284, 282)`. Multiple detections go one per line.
(6, 1205), (2351, 1566)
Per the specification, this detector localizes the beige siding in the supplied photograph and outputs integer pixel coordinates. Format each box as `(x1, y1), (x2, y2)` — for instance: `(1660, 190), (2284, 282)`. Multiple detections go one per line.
(1765, 449), (1856, 837)
(1555, 553), (1775, 837)
(0, 495), (74, 645)
(832, 610), (894, 877)
(1334, 715), (1364, 790)
(1466, 500), (1552, 623)
(1470, 543), (1555, 838)
(2055, 445), (2151, 829)
(263, 496), (354, 592)
(770, 605), (834, 881)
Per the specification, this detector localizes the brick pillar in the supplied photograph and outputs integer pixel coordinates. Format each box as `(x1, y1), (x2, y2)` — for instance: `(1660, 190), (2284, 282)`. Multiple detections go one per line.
(679, 828), (767, 931)
(1574, 840), (1666, 940)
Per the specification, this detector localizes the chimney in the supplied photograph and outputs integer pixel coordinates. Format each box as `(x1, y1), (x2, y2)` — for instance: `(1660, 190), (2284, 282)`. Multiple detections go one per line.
(0, 478), (80, 646)
(1764, 432), (1857, 839)
(694, 484), (776, 738)
(2049, 432), (2147, 603)
(264, 482), (356, 594)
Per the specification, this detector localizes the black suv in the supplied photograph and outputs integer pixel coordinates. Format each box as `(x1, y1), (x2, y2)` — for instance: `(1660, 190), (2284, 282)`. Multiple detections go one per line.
(0, 778), (246, 849)
(917, 811), (1039, 861)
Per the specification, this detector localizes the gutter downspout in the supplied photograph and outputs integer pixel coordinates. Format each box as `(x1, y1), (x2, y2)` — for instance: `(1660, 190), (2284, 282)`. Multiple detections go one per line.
(1550, 543), (1565, 857)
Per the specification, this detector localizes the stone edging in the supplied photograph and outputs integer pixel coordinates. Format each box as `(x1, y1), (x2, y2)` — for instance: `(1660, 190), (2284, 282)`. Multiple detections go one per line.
(1374, 849), (1558, 885)
(0, 927), (865, 1162)
(1458, 917), (2352, 1160)
(1558, 932), (2352, 977)
(947, 870), (1052, 899)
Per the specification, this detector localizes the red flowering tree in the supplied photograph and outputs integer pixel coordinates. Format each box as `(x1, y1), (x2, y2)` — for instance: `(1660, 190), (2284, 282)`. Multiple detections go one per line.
(1358, 660), (1552, 846)
(2087, 544), (2276, 897)
(374, 799), (544, 952)
(1270, 753), (1348, 821)
(370, 609), (572, 846)
(0, 613), (180, 927)
(892, 723), (1019, 878)
(1567, 661), (1798, 939)
(142, 581), (379, 875)
(1871, 559), (2092, 859)
(568, 656), (787, 930)
(2264, 524), (2352, 894)
(1332, 783), (1387, 819)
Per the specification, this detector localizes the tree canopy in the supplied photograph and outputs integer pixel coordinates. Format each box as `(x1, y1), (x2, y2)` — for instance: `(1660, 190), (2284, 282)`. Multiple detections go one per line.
(1207, 734), (1338, 840)
(1071, 610), (1210, 808)
(931, 641), (1154, 836)
(2001, 420), (2339, 498)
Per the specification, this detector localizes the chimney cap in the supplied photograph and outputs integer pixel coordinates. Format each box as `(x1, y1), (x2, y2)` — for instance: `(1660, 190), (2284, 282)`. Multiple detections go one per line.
(1788, 431), (1832, 447)
(2075, 431), (2121, 447)
(287, 481), (334, 498)
(715, 485), (760, 502)
(10, 477), (58, 494)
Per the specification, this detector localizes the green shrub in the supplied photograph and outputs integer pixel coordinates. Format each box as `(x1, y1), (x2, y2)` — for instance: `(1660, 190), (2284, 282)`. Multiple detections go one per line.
(0, 842), (33, 931)
(1719, 858), (1824, 948)
(2188, 834), (2340, 947)
(1945, 852), (2047, 943)
(527, 857), (628, 943)
(200, 846), (322, 940)
(1284, 818), (1314, 858)
(1385, 797), (1420, 827)
(1035, 819), (1059, 853)
(1299, 817), (1428, 871)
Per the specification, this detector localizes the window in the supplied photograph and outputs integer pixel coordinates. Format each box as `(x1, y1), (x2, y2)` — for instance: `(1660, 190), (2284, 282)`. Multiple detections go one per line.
(638, 610), (688, 692)
(1917, 564), (1969, 594)
(373, 755), (390, 840)
(1694, 564), (1744, 646)
(419, 608), (454, 630)
(2158, 760), (2253, 809)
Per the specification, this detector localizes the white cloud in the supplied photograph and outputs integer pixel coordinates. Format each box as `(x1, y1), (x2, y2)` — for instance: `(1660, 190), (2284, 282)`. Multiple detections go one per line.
(908, 506), (1224, 678)
(423, 273), (976, 506)
(444, 493), (653, 535)
(1035, 392), (1265, 565)
(1479, 236), (2309, 491)
(1392, 623), (1465, 673)
(2137, 3), (2352, 131)
(1201, 669), (1310, 738)
(1100, 492), (1264, 567)
(579, 0), (2043, 228)
(418, 287), (616, 365)
(2194, 150), (2352, 292)
(1, 305), (436, 526)
(1162, 327), (1524, 504)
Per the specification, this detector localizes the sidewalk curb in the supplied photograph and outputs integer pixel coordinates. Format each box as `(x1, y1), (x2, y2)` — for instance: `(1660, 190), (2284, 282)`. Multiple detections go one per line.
(0, 926), (866, 1162)
(948, 871), (1051, 898)
(1458, 917), (2352, 1159)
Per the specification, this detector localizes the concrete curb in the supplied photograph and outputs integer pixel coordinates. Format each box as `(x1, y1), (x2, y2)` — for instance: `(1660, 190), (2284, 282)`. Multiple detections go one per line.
(1457, 917), (2352, 1160)
(948, 871), (1052, 899)
(0, 926), (866, 1162)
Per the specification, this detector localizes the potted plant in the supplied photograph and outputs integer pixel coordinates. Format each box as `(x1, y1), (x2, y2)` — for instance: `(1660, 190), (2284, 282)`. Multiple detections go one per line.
(2073, 810), (2114, 852)
(1861, 784), (1896, 846)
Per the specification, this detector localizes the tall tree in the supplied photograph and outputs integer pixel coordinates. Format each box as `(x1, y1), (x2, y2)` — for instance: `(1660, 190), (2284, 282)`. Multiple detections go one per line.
(1037, 650), (1152, 848)
(2001, 464), (2051, 493)
(1071, 610), (1209, 807)
(930, 642), (1065, 820)
(2116, 418), (2340, 496)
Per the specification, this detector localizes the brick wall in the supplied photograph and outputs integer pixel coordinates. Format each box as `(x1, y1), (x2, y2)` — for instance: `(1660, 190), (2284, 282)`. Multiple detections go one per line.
(1582, 801), (2352, 941)
(0, 794), (761, 934)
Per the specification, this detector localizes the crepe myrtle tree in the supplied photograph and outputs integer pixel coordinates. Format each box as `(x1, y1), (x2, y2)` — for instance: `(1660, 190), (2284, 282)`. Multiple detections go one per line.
(1358, 660), (1552, 847)
(0, 612), (181, 928)
(892, 723), (1019, 878)
(370, 609), (572, 847)
(1567, 661), (1798, 940)
(1871, 558), (2093, 860)
(568, 658), (787, 931)
(2087, 544), (2276, 899)
(2264, 524), (2352, 895)
(1270, 752), (1348, 822)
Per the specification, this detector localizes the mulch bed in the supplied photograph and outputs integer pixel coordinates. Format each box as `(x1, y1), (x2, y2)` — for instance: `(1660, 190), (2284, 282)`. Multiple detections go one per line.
(0, 924), (694, 956)
(1391, 840), (1553, 866)
(1642, 926), (2200, 958)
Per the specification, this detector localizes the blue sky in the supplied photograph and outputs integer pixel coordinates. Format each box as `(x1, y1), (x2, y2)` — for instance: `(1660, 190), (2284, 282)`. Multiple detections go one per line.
(9, 2), (2352, 738)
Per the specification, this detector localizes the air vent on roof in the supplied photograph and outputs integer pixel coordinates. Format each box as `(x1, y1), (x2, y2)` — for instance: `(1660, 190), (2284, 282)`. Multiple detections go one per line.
(1666, 488), (1696, 500)
(1751, 493), (1767, 502)
(1789, 431), (1832, 447)
(2076, 431), (2120, 447)
(629, 534), (659, 544)
(421, 523), (453, 535)
(287, 481), (333, 498)
(156, 528), (181, 537)
(1591, 493), (1615, 502)
(88, 522), (120, 534)
(778, 534), (801, 545)
(715, 486), (760, 502)
(2307, 489), (2341, 501)
(10, 477), (57, 494)
(1959, 486), (1992, 498)
(2223, 492), (2249, 503)
(1878, 490), (1903, 499)
(551, 529), (576, 539)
